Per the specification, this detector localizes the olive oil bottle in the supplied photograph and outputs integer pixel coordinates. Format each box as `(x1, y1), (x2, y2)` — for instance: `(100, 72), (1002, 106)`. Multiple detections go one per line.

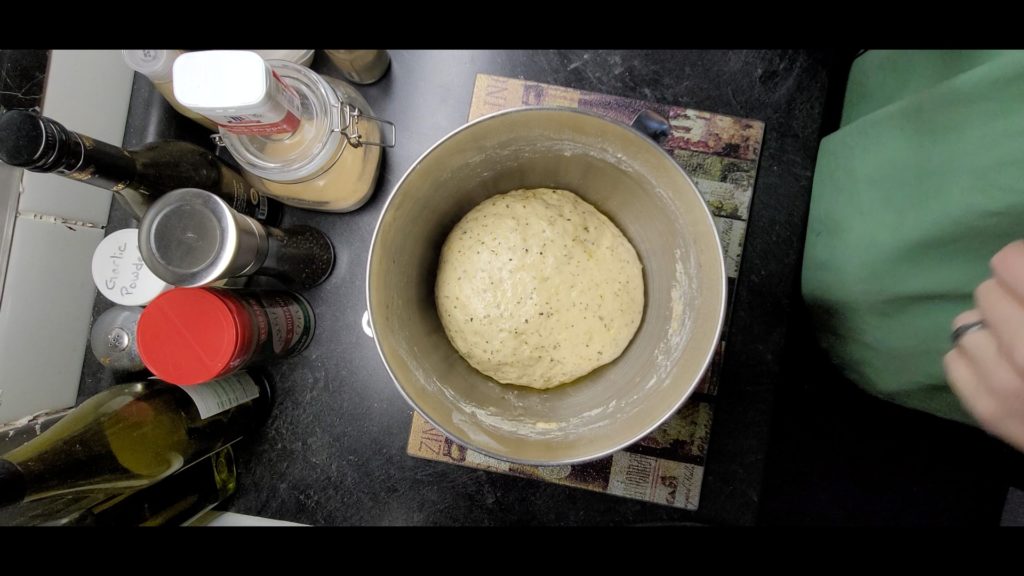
(0, 372), (270, 509)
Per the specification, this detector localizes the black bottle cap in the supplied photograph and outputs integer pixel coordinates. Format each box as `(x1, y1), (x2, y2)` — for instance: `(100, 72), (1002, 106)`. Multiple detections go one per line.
(0, 459), (27, 508)
(0, 110), (46, 166)
(245, 368), (275, 422)
(0, 110), (69, 171)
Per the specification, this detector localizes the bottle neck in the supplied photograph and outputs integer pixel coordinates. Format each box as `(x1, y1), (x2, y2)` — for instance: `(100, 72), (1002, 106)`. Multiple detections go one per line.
(0, 459), (27, 507)
(16, 115), (139, 190)
(0, 110), (134, 185)
(0, 111), (280, 225)
(22, 113), (78, 172)
(55, 134), (139, 193)
(0, 112), (143, 219)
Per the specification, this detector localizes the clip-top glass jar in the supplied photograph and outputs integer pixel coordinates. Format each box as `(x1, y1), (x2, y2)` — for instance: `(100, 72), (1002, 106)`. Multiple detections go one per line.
(214, 60), (395, 213)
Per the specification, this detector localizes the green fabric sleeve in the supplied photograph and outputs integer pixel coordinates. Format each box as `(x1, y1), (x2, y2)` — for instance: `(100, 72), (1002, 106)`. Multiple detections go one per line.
(802, 50), (1024, 423)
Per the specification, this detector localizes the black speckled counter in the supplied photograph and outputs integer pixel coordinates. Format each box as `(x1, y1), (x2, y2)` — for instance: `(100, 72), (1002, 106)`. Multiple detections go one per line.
(0, 50), (48, 112)
(78, 50), (848, 526)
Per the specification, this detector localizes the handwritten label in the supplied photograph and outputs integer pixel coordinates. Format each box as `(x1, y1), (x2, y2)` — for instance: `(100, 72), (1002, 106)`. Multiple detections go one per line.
(102, 240), (148, 298)
(92, 229), (169, 306)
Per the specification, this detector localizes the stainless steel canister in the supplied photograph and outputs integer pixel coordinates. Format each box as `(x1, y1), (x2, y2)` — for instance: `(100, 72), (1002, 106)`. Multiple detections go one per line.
(139, 188), (334, 290)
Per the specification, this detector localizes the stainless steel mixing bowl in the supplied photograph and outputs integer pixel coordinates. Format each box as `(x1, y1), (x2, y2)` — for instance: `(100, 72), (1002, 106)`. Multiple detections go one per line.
(367, 107), (726, 465)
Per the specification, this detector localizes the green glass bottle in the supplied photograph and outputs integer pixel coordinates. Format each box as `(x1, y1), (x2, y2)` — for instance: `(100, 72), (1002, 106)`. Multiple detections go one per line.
(0, 372), (270, 508)
(0, 110), (283, 225)
(2, 445), (238, 526)
(69, 445), (238, 526)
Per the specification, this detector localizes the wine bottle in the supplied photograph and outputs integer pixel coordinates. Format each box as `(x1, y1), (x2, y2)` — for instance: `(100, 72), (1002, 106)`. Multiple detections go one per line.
(0, 110), (283, 224)
(0, 371), (271, 508)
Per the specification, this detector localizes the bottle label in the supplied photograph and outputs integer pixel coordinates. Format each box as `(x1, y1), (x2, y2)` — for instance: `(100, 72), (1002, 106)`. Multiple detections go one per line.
(179, 373), (260, 419)
(218, 164), (272, 222)
(213, 71), (302, 136)
(239, 292), (315, 359)
(256, 192), (269, 220)
(93, 229), (169, 307)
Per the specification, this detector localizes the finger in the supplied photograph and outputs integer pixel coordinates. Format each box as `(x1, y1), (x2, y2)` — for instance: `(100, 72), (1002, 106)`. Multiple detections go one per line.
(974, 278), (1024, 376)
(957, 324), (1024, 404)
(951, 308), (984, 334)
(943, 347), (1001, 426)
(990, 239), (1024, 304)
(943, 348), (1024, 452)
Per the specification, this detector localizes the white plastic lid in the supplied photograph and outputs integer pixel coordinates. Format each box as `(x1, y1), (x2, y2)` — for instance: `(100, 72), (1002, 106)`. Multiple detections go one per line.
(173, 50), (270, 109)
(122, 50), (182, 83)
(252, 49), (315, 67)
(91, 228), (173, 306)
(173, 50), (301, 135)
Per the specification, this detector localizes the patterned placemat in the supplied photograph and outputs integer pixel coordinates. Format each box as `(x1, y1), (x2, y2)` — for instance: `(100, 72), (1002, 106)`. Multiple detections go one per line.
(406, 73), (764, 510)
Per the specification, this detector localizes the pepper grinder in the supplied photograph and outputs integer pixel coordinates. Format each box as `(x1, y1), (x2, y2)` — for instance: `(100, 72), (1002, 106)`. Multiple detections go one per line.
(139, 187), (335, 290)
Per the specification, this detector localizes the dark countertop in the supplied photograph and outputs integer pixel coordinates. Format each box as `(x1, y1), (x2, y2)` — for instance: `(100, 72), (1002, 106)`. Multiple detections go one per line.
(79, 49), (848, 526)
(0, 50), (48, 112)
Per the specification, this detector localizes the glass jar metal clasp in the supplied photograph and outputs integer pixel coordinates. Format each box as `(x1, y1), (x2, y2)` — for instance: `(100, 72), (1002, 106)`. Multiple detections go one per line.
(334, 103), (396, 149)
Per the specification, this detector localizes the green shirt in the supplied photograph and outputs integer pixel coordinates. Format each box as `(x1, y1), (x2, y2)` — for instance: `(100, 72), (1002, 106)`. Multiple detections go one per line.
(803, 50), (1024, 423)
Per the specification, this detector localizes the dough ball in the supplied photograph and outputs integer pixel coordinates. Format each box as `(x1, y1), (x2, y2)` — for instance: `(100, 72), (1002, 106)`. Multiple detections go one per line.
(436, 188), (644, 389)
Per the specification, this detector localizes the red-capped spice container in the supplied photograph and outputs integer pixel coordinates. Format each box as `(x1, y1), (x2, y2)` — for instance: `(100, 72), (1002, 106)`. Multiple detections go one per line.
(137, 287), (314, 386)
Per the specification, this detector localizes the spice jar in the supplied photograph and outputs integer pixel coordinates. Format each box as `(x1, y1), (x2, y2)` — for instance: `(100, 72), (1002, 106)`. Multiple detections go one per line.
(121, 50), (219, 131)
(137, 287), (314, 386)
(322, 50), (391, 85)
(172, 51), (395, 212)
(89, 305), (146, 373)
(139, 187), (335, 290)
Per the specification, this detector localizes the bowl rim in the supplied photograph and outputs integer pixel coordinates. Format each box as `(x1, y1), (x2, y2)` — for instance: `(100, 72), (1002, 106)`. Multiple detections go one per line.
(365, 106), (728, 465)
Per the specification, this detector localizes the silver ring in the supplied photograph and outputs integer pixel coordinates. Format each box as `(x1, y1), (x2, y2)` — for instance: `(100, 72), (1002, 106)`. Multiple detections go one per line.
(951, 319), (985, 345)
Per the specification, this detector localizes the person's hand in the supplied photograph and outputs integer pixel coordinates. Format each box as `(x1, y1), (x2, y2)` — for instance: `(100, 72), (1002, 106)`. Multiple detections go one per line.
(944, 240), (1024, 452)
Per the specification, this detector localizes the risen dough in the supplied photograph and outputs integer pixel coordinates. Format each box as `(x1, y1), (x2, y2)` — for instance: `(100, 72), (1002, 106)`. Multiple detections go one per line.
(436, 188), (644, 389)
